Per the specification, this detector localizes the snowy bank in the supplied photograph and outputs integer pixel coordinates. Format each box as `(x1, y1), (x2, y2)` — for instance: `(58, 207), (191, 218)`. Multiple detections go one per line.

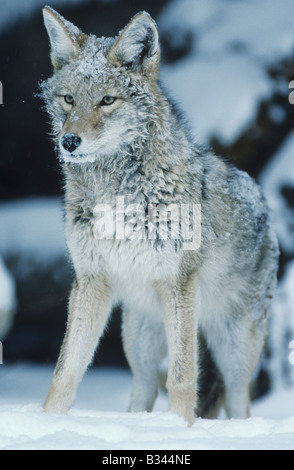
(258, 132), (294, 388)
(159, 0), (294, 145)
(0, 197), (66, 263)
(0, 364), (294, 450)
(259, 130), (294, 256)
(267, 261), (294, 388)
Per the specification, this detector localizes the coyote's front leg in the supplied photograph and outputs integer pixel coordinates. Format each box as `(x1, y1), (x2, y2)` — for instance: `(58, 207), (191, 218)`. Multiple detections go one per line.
(44, 274), (112, 413)
(155, 274), (198, 426)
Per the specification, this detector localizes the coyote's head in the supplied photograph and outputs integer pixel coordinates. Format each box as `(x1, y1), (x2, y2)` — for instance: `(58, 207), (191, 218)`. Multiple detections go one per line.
(41, 6), (162, 163)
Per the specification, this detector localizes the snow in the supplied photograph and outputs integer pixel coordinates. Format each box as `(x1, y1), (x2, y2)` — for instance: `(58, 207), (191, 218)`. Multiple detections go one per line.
(267, 260), (294, 388)
(0, 197), (66, 263)
(159, 0), (294, 144)
(44, 4), (82, 39)
(0, 364), (293, 450)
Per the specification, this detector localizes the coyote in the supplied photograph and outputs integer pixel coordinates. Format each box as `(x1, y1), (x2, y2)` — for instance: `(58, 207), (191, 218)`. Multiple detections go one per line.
(41, 6), (279, 424)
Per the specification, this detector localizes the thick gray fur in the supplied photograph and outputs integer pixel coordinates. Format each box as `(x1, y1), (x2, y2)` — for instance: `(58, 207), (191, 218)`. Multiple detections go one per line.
(41, 7), (279, 424)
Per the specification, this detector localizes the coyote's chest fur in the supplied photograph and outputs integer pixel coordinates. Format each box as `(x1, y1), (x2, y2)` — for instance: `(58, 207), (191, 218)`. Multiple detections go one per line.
(64, 163), (184, 291)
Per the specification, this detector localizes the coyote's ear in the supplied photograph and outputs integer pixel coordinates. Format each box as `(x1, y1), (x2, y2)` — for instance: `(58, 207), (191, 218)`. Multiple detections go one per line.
(43, 6), (86, 70)
(109, 12), (160, 75)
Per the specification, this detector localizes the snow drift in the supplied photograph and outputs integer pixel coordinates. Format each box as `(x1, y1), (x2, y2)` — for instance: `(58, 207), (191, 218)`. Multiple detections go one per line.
(1, 364), (294, 450)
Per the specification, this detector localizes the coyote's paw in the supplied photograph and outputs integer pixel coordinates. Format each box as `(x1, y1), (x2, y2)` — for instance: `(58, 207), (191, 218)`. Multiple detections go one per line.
(43, 397), (69, 414)
(43, 382), (73, 414)
(168, 385), (196, 427)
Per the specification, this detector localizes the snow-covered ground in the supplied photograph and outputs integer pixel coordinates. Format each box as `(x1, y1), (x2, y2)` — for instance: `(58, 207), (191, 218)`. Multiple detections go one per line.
(1, 0), (294, 451)
(0, 364), (294, 450)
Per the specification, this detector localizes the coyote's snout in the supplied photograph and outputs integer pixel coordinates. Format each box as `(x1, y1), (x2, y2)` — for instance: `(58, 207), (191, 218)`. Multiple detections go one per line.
(61, 134), (82, 153)
(41, 6), (279, 425)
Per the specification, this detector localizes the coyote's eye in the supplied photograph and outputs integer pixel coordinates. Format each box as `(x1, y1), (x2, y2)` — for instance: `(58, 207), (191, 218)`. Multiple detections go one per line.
(100, 96), (116, 106)
(64, 95), (74, 105)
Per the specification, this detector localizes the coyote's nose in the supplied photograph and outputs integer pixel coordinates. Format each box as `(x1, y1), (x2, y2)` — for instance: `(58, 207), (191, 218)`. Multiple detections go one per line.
(61, 134), (82, 153)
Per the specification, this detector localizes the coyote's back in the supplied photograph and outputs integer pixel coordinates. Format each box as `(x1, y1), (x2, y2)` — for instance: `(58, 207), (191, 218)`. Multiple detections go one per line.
(41, 6), (279, 425)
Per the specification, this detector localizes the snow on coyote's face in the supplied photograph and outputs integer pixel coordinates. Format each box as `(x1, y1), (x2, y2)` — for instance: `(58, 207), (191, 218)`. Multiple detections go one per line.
(41, 6), (163, 164)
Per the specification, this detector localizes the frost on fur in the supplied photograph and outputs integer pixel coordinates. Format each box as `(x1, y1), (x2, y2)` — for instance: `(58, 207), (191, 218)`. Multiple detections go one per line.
(43, 6), (86, 70)
(108, 12), (160, 73)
